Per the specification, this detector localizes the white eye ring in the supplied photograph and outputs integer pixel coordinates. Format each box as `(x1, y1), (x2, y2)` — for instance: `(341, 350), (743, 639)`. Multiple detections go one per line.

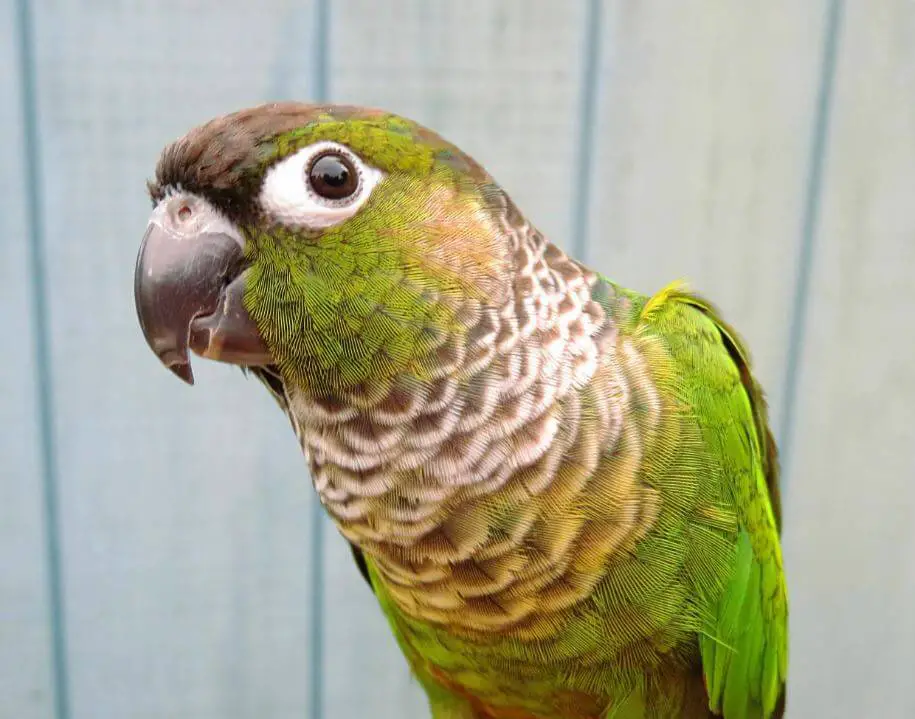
(258, 141), (384, 229)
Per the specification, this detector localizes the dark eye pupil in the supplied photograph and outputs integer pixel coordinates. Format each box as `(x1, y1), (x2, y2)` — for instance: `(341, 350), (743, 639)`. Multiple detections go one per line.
(308, 153), (358, 200)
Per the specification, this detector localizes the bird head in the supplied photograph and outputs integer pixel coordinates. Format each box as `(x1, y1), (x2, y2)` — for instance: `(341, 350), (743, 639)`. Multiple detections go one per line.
(135, 102), (517, 398)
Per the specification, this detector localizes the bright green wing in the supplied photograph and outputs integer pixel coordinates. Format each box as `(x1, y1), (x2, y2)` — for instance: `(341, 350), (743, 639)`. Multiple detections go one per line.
(668, 290), (788, 719)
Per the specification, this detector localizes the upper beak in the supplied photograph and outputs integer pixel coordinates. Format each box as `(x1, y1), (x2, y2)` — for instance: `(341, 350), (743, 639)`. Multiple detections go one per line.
(134, 195), (270, 384)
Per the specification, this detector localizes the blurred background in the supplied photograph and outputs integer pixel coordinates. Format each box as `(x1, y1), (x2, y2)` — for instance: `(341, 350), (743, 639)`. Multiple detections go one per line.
(2, 1), (913, 717)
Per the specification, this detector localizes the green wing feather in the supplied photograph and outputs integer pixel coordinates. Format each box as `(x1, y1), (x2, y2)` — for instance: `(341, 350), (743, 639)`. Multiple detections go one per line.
(653, 287), (788, 719)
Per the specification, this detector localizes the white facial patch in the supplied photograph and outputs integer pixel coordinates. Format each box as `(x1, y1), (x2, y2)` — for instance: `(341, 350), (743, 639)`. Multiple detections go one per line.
(258, 141), (384, 229)
(149, 191), (242, 244)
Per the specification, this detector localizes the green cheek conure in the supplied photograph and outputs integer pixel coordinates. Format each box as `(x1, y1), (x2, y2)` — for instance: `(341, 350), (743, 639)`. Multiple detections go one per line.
(134, 103), (787, 719)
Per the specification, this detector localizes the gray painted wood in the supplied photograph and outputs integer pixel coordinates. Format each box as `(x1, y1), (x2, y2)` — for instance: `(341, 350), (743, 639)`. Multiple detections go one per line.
(785, 3), (915, 717)
(0, 3), (55, 717)
(321, 2), (590, 716)
(588, 1), (830, 413)
(26, 2), (320, 717)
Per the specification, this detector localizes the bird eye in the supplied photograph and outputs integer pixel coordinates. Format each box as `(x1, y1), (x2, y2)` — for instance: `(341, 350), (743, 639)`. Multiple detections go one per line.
(307, 152), (359, 201)
(259, 140), (383, 229)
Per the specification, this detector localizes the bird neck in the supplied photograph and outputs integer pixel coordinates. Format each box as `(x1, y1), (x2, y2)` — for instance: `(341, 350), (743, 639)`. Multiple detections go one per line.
(276, 218), (622, 633)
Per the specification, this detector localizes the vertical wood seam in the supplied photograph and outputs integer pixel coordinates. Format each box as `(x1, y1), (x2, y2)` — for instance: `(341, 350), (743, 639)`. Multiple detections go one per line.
(779, 0), (846, 483)
(571, 0), (604, 263)
(14, 1), (71, 718)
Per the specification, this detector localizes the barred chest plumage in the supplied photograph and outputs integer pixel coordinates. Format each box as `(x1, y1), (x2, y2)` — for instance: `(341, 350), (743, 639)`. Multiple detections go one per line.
(261, 202), (664, 637)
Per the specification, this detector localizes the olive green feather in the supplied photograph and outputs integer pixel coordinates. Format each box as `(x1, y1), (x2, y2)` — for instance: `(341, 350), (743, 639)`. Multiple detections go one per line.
(641, 285), (787, 719)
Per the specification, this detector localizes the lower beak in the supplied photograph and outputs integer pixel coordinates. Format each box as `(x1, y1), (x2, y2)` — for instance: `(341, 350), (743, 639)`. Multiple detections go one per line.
(134, 202), (270, 384)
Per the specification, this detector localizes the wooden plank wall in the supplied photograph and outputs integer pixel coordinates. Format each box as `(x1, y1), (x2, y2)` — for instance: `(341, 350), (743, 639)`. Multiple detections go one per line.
(2, 2), (55, 718)
(787, 2), (915, 717)
(3, 1), (913, 718)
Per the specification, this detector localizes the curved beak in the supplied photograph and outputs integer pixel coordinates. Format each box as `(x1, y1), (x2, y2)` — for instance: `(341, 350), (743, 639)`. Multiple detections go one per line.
(134, 197), (270, 384)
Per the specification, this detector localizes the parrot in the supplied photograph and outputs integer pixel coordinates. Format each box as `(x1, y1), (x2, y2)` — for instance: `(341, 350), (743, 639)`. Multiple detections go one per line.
(133, 102), (787, 719)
